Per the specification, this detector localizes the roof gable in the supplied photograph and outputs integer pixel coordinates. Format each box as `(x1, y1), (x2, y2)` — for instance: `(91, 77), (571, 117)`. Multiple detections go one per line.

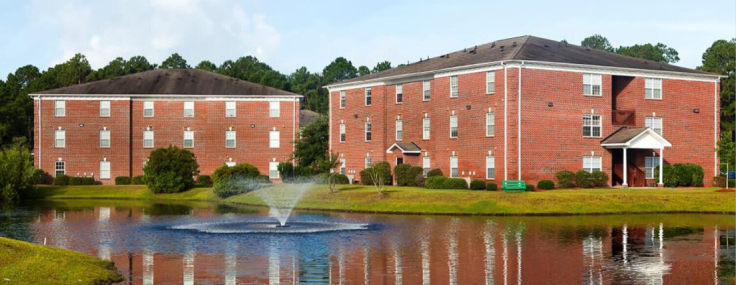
(601, 127), (672, 148)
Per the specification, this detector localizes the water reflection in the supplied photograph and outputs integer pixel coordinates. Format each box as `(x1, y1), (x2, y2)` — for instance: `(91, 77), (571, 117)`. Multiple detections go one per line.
(0, 201), (733, 284)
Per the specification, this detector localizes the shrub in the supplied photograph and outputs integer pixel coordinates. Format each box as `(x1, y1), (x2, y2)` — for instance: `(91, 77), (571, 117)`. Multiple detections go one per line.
(537, 179), (555, 190)
(470, 180), (486, 190)
(686, 163), (704, 186)
(196, 175), (213, 187)
(212, 163), (260, 184)
(331, 174), (350, 184)
(555, 170), (576, 188)
(575, 170), (593, 188)
(82, 177), (95, 185)
(361, 161), (393, 186)
(69, 177), (95, 185)
(425, 176), (446, 189)
(54, 174), (70, 186)
(131, 175), (146, 185)
(415, 172), (426, 187)
(143, 146), (200, 194)
(665, 163), (705, 187)
(69, 177), (82, 185)
(426, 169), (444, 178)
(32, 169), (52, 185)
(442, 178), (468, 190)
(115, 176), (131, 185)
(487, 183), (498, 191)
(294, 166), (313, 177)
(673, 164), (691, 186)
(213, 177), (264, 198)
(277, 162), (294, 180)
(657, 164), (677, 187)
(0, 146), (35, 201)
(525, 184), (535, 192)
(590, 171), (609, 187)
(394, 164), (412, 186)
(258, 175), (272, 183)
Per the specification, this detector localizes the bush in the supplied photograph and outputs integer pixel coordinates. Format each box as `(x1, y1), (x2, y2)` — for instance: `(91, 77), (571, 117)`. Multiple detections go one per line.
(115, 176), (131, 185)
(425, 176), (446, 189)
(590, 171), (609, 187)
(331, 173), (350, 184)
(673, 164), (691, 186)
(662, 163), (705, 187)
(684, 163), (704, 186)
(426, 169), (444, 178)
(658, 164), (677, 187)
(487, 183), (498, 191)
(442, 178), (468, 190)
(575, 170), (593, 188)
(294, 166), (313, 177)
(196, 175), (213, 187)
(258, 175), (272, 183)
(525, 184), (535, 192)
(537, 179), (555, 190)
(132, 175), (146, 185)
(415, 172), (426, 187)
(395, 165), (424, 186)
(69, 177), (94, 185)
(143, 146), (200, 194)
(277, 162), (294, 181)
(555, 170), (576, 188)
(33, 169), (52, 185)
(54, 174), (70, 186)
(470, 180), (486, 190)
(212, 163), (260, 184)
(213, 177), (264, 198)
(0, 146), (35, 201)
(361, 161), (392, 186)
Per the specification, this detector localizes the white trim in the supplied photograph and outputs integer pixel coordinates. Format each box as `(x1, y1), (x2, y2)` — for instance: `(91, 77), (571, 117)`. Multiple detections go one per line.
(326, 81), (386, 93)
(31, 94), (301, 100)
(385, 143), (421, 154)
(601, 128), (672, 148)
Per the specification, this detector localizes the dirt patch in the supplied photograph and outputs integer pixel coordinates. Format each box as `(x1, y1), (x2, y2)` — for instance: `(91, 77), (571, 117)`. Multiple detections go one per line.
(715, 189), (735, 193)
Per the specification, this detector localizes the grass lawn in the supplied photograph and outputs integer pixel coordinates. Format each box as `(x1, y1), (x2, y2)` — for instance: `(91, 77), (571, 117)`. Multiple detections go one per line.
(0, 237), (122, 285)
(33, 185), (217, 201)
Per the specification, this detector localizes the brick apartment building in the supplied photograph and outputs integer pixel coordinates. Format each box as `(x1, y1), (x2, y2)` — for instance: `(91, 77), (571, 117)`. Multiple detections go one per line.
(31, 69), (302, 184)
(326, 35), (722, 187)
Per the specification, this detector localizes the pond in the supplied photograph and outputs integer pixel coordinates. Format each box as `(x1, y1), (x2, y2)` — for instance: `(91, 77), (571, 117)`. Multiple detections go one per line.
(1, 200), (734, 285)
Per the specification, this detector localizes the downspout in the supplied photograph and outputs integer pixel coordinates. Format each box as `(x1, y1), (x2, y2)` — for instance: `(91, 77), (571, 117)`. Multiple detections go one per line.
(293, 97), (297, 158)
(503, 62), (508, 181)
(129, 99), (133, 177)
(329, 88), (332, 155)
(518, 61), (524, 180)
(714, 79), (719, 177)
(38, 95), (42, 169)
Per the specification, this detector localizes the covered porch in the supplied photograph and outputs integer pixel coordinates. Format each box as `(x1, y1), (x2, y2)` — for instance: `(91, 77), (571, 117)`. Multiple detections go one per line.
(601, 127), (672, 187)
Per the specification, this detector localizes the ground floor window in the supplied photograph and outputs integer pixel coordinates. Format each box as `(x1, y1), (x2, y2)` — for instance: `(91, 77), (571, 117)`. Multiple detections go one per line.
(269, 161), (279, 179)
(486, 156), (495, 180)
(450, 155), (458, 178)
(583, 156), (602, 173)
(100, 161), (111, 179)
(55, 161), (65, 176)
(423, 156), (430, 177)
(364, 156), (371, 169)
(340, 158), (346, 174)
(645, 156), (660, 179)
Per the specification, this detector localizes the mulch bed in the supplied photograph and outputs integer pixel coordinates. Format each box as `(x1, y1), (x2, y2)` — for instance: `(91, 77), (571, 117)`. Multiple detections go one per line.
(715, 189), (735, 193)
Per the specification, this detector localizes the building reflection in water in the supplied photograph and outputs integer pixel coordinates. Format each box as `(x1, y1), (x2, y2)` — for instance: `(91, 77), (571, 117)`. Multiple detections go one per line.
(183, 249), (194, 285)
(143, 249), (154, 285)
(447, 218), (459, 285)
(96, 207), (111, 261)
(364, 247), (371, 285)
(421, 239), (430, 285)
(226, 240), (238, 285)
(582, 234), (603, 285)
(269, 242), (280, 285)
(393, 242), (402, 285)
(483, 220), (495, 285)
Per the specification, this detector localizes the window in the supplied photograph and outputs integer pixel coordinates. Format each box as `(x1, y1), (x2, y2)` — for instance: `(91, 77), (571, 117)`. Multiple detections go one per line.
(269, 161), (279, 179)
(143, 101), (154, 117)
(340, 158), (346, 174)
(225, 101), (236, 117)
(225, 131), (236, 148)
(645, 156), (660, 179)
(269, 130), (280, 148)
(423, 117), (431, 140)
(486, 71), (495, 94)
(396, 84), (403, 103)
(450, 76), (458, 98)
(55, 101), (66, 117)
(485, 112), (495, 137)
(100, 161), (111, 179)
(450, 115), (458, 138)
(99, 130), (110, 148)
(365, 121), (372, 141)
(339, 123), (346, 142)
(365, 87), (372, 106)
(423, 156), (430, 177)
(100, 101), (111, 117)
(582, 114), (602, 137)
(645, 78), (662, 99)
(645, 117), (663, 135)
(423, 80), (431, 101)
(583, 156), (602, 173)
(395, 119), (403, 141)
(583, 74), (602, 96)
(486, 156), (495, 180)
(450, 155), (458, 178)
(365, 156), (371, 169)
(143, 131), (154, 148)
(183, 101), (194, 117)
(183, 131), (194, 148)
(55, 129), (65, 148)
(269, 101), (280, 117)
(340, 91), (346, 109)
(55, 161), (65, 176)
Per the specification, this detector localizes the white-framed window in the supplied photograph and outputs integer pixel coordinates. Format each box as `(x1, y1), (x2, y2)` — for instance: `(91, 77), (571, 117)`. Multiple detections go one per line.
(486, 71), (495, 94)
(340, 157), (346, 174)
(423, 117), (431, 140)
(450, 76), (458, 98)
(395, 84), (403, 103)
(99, 130), (110, 148)
(55, 101), (66, 117)
(450, 155), (458, 178)
(143, 131), (154, 148)
(183, 131), (194, 148)
(365, 87), (372, 106)
(365, 156), (371, 169)
(184, 101), (194, 117)
(339, 122), (346, 142)
(55, 161), (65, 176)
(485, 112), (495, 137)
(583, 156), (602, 173)
(225, 130), (236, 148)
(269, 130), (280, 148)
(423, 156), (430, 177)
(645, 78), (662, 99)
(645, 156), (660, 179)
(582, 114), (602, 137)
(55, 129), (65, 148)
(340, 91), (346, 109)
(225, 101), (236, 117)
(583, 73), (602, 96)
(100, 101), (111, 117)
(450, 115), (458, 138)
(486, 156), (495, 180)
(269, 101), (280, 117)
(100, 161), (111, 179)
(423, 80), (431, 101)
(365, 121), (372, 141)
(225, 161), (236, 167)
(269, 161), (279, 179)
(395, 119), (402, 141)
(645, 117), (663, 135)
(143, 101), (154, 117)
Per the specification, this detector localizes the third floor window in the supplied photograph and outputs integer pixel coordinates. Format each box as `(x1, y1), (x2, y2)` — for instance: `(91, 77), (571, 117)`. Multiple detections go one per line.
(450, 76), (458, 98)
(645, 78), (662, 99)
(423, 80), (431, 101)
(365, 87), (372, 106)
(183, 101), (194, 117)
(143, 101), (154, 117)
(396, 84), (403, 103)
(583, 73), (601, 96)
(226, 101), (236, 117)
(55, 100), (65, 117)
(100, 101), (111, 117)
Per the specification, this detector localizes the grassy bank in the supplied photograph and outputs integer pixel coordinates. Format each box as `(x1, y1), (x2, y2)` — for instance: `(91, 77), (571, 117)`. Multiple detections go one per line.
(0, 237), (123, 285)
(36, 184), (735, 215)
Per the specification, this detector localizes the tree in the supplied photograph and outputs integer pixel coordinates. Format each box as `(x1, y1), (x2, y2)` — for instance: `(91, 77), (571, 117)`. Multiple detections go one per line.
(322, 57), (357, 84)
(698, 38), (735, 142)
(718, 132), (735, 173)
(58, 54), (92, 86)
(318, 152), (342, 193)
(195, 60), (217, 72)
(143, 146), (200, 193)
(580, 34), (613, 52)
(615, 43), (680, 63)
(358, 65), (371, 77)
(160, 53), (191, 69)
(127, 56), (155, 73)
(0, 142), (35, 201)
(294, 118), (328, 167)
(372, 61), (392, 73)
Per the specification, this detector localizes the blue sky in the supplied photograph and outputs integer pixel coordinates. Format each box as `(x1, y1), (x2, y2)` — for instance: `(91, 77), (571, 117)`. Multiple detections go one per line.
(0, 0), (734, 78)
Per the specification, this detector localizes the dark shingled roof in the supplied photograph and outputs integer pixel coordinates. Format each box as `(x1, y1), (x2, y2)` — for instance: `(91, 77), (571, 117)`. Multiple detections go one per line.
(600, 127), (650, 144)
(334, 35), (716, 85)
(388, 142), (422, 153)
(35, 69), (299, 96)
(299, 110), (325, 126)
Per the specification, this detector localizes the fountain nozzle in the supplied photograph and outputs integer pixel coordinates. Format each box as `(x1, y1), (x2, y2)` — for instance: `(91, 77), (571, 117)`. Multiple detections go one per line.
(275, 224), (291, 228)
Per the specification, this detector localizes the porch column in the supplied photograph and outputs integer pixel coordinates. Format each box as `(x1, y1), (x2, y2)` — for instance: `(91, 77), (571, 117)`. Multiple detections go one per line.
(658, 148), (664, 186)
(622, 147), (628, 187)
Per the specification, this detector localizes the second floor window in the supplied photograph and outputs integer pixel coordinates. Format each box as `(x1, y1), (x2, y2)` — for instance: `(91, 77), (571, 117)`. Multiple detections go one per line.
(450, 76), (458, 98)
(486, 156), (495, 180)
(423, 80), (431, 100)
(450, 115), (458, 138)
(340, 91), (346, 108)
(269, 130), (280, 148)
(55, 100), (66, 117)
(55, 129), (65, 148)
(583, 73), (602, 96)
(486, 71), (495, 94)
(143, 101), (154, 117)
(423, 117), (431, 140)
(486, 112), (495, 137)
(645, 78), (662, 99)
(184, 101), (194, 117)
(450, 155), (458, 178)
(583, 114), (602, 137)
(183, 131), (194, 148)
(645, 156), (660, 179)
(269, 101), (280, 117)
(226, 101), (236, 117)
(339, 123), (346, 142)
(396, 84), (403, 103)
(143, 131), (154, 148)
(395, 119), (403, 141)
(365, 121), (372, 141)
(100, 101), (111, 117)
(225, 131), (236, 148)
(583, 156), (602, 173)
(365, 88), (372, 106)
(99, 130), (110, 148)
(645, 117), (663, 135)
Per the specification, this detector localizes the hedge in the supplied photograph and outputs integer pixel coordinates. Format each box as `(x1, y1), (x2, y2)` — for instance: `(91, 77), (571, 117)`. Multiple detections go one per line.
(487, 183), (498, 191)
(212, 163), (260, 184)
(425, 176), (446, 189)
(131, 175), (146, 185)
(53, 174), (70, 186)
(115, 176), (131, 185)
(69, 177), (94, 185)
(590, 171), (609, 187)
(525, 184), (535, 192)
(196, 175), (213, 187)
(331, 173), (350, 184)
(575, 170), (593, 188)
(33, 169), (52, 185)
(470, 180), (486, 190)
(555, 170), (576, 188)
(537, 179), (555, 190)
(442, 178), (468, 190)
(426, 169), (444, 178)
(657, 163), (704, 187)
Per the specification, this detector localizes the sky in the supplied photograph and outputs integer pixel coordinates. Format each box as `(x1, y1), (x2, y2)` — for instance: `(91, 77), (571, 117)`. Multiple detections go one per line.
(0, 0), (734, 78)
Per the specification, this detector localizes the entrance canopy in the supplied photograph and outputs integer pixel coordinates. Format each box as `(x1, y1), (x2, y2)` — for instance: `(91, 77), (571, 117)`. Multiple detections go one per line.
(386, 142), (422, 154)
(601, 127), (671, 149)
